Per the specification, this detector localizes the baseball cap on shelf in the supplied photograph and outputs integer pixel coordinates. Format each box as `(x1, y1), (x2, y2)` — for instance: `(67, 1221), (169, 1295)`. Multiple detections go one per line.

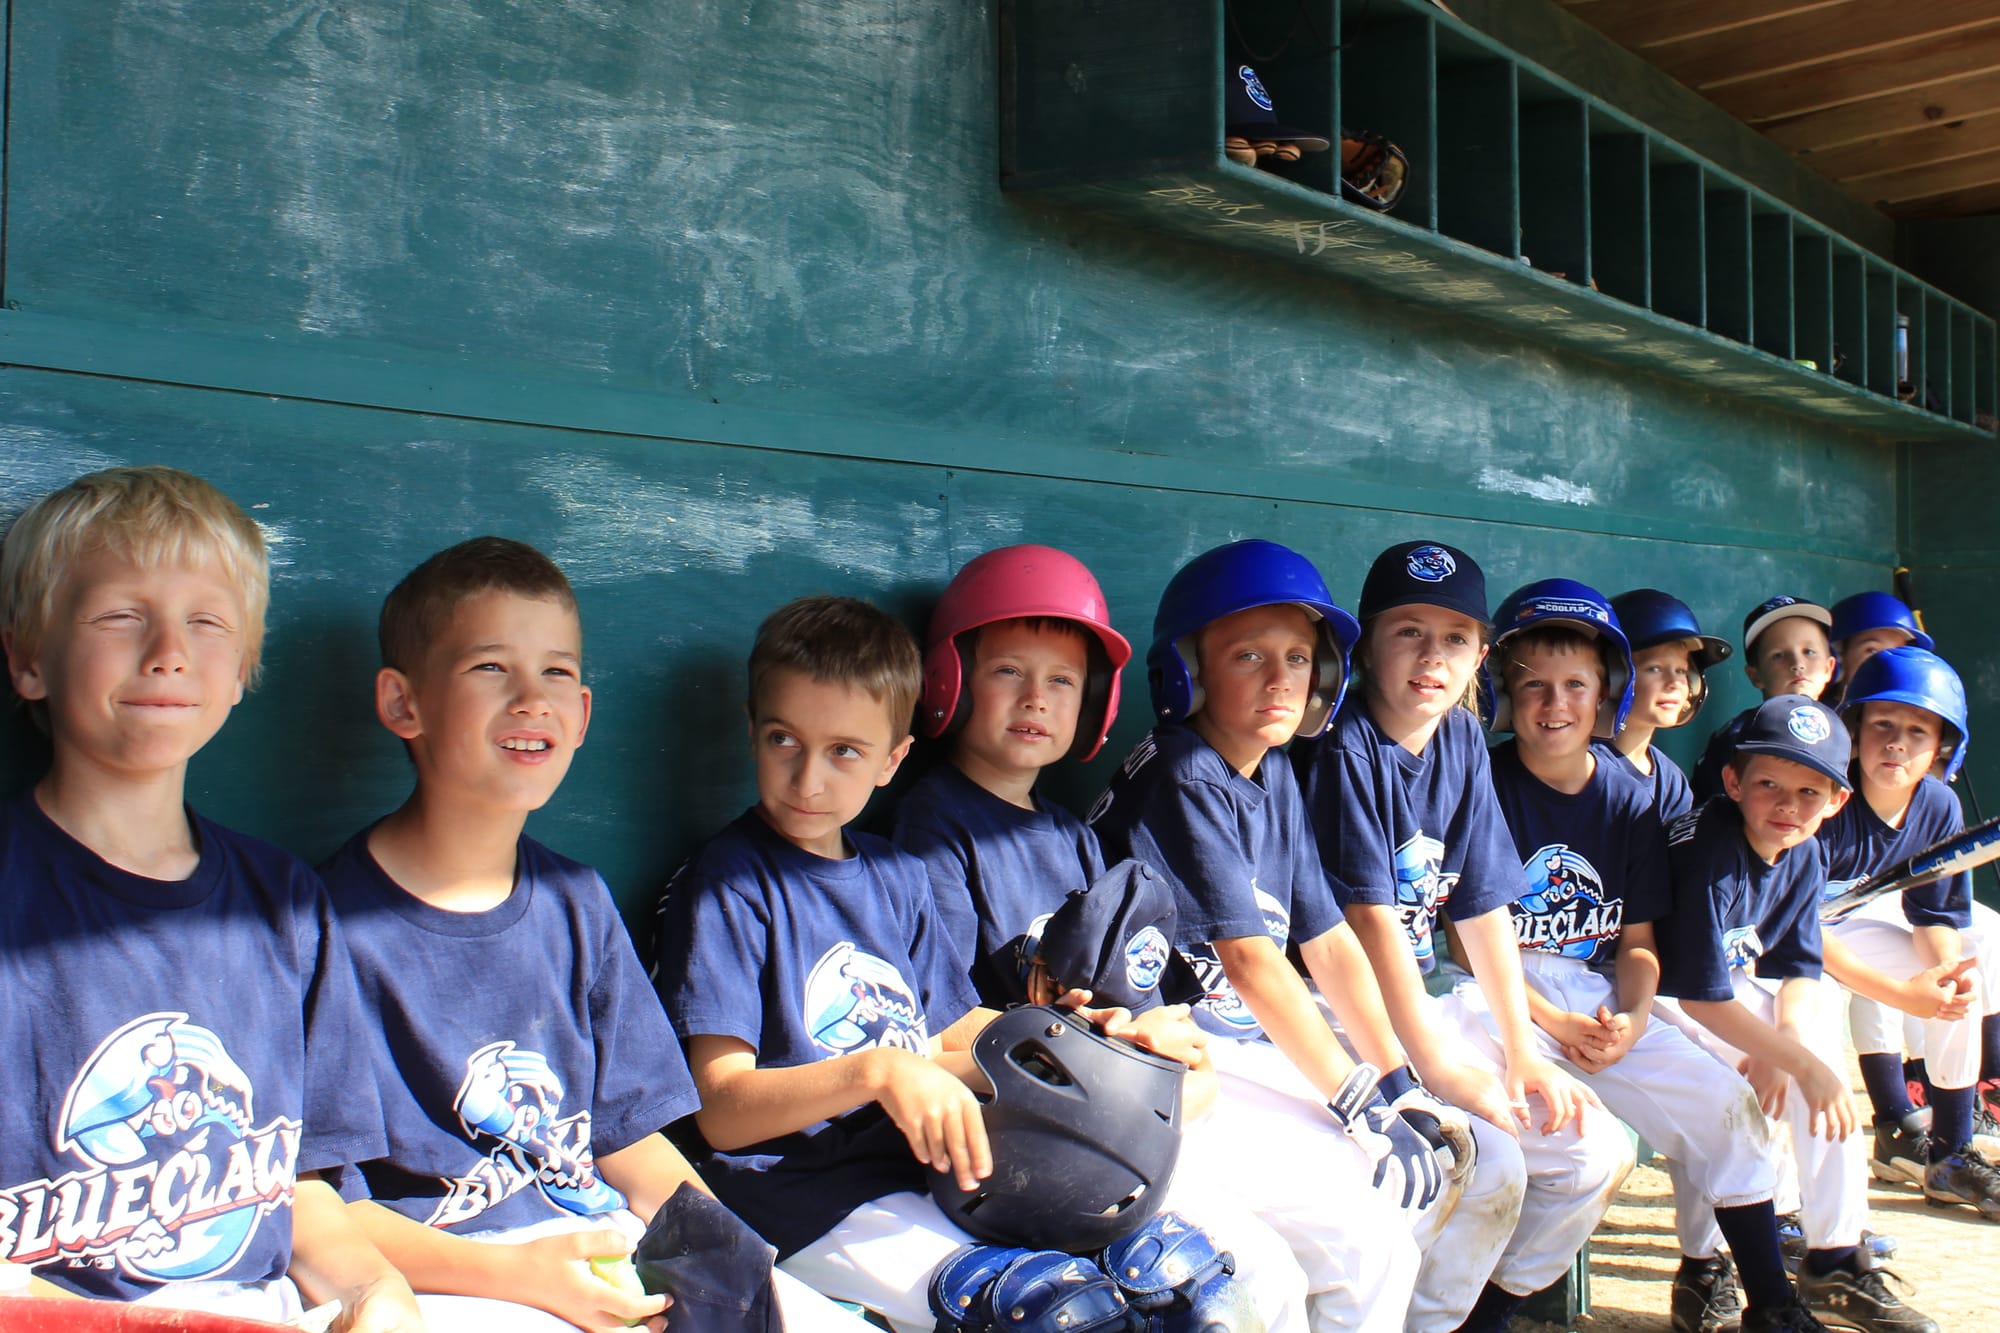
(1035, 859), (1204, 1014)
(1731, 694), (1851, 790)
(1224, 63), (1330, 150)
(1741, 595), (1831, 656)
(1358, 540), (1491, 626)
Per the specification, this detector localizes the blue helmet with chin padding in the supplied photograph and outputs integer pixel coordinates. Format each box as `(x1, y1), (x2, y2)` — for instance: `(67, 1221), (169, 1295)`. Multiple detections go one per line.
(1147, 540), (1360, 740)
(1489, 579), (1634, 737)
(1830, 591), (1934, 654)
(1611, 588), (1730, 724)
(1837, 646), (1968, 782)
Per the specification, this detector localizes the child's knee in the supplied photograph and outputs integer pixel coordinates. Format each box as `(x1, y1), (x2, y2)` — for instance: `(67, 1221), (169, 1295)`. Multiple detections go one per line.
(1528, 1116), (1635, 1200)
(1463, 1119), (1529, 1208)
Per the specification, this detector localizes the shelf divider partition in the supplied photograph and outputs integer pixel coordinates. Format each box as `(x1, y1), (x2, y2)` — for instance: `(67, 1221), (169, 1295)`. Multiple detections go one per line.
(997, 0), (1998, 443)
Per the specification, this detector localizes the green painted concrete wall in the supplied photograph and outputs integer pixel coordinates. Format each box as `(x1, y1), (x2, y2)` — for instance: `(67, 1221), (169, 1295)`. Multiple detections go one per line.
(0, 1), (1969, 927)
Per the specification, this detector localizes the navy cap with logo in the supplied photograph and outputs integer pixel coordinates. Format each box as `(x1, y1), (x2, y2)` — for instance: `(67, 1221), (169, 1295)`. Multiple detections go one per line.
(1358, 540), (1491, 626)
(1224, 64), (1331, 150)
(1731, 694), (1851, 790)
(1035, 860), (1205, 1014)
(1741, 595), (1832, 656)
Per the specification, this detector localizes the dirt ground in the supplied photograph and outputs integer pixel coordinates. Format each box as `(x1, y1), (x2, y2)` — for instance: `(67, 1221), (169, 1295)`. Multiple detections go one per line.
(1510, 1060), (1996, 1332)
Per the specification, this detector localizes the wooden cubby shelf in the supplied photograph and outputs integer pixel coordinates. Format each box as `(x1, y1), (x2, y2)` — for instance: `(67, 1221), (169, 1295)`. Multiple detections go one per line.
(998, 0), (1998, 443)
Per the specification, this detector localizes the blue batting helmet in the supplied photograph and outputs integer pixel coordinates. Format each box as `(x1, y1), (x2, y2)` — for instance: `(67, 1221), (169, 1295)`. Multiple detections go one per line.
(1838, 646), (1968, 782)
(1147, 540), (1360, 740)
(1489, 579), (1634, 737)
(1830, 591), (1934, 654)
(1611, 588), (1731, 724)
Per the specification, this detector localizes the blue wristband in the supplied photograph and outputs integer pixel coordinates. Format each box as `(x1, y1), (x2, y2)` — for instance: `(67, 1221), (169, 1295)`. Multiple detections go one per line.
(1377, 1065), (1420, 1103)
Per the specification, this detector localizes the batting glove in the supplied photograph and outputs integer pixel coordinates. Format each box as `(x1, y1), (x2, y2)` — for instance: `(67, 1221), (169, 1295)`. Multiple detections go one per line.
(1327, 1063), (1447, 1215)
(1379, 1066), (1477, 1188)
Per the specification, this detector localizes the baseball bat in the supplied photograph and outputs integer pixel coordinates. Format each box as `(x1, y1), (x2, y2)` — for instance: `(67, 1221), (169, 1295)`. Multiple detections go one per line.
(1821, 811), (2000, 922)
(1892, 566), (1927, 637)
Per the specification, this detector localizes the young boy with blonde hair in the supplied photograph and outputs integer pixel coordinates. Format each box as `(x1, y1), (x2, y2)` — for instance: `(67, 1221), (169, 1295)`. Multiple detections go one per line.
(1484, 580), (1815, 1333)
(1692, 597), (1838, 803)
(0, 466), (420, 1330)
(319, 537), (868, 1333)
(1603, 589), (1733, 823)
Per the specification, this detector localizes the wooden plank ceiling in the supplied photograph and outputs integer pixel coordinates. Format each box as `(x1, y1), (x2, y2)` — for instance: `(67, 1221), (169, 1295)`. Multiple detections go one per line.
(1558, 0), (2000, 219)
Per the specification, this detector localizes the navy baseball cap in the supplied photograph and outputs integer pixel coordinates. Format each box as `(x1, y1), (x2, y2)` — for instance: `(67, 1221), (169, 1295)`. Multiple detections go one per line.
(1224, 64), (1330, 150)
(1731, 694), (1851, 790)
(633, 1182), (780, 1333)
(1358, 540), (1492, 626)
(1741, 595), (1831, 656)
(1036, 860), (1204, 1014)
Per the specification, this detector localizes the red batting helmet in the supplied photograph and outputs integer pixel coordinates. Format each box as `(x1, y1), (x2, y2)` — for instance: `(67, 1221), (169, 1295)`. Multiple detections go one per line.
(922, 545), (1133, 761)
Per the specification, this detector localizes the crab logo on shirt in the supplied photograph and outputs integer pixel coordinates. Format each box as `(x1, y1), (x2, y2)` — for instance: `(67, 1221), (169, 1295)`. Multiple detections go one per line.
(427, 1041), (623, 1228)
(1722, 925), (1765, 972)
(1125, 926), (1172, 995)
(1236, 65), (1274, 112)
(1787, 706), (1832, 745)
(1182, 884), (1291, 1037)
(1393, 833), (1458, 965)
(1511, 844), (1622, 959)
(0, 1014), (301, 1281)
(804, 942), (929, 1055)
(1406, 546), (1457, 582)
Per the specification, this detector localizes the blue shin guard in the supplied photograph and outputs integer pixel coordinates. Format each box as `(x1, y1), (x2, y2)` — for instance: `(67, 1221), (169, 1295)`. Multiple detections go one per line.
(931, 1244), (1134, 1333)
(1098, 1212), (1263, 1333)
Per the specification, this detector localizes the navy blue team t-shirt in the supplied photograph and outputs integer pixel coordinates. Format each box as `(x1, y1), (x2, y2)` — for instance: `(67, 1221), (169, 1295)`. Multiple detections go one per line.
(1658, 796), (1827, 1003)
(320, 830), (698, 1234)
(1089, 723), (1342, 1041)
(1595, 740), (1695, 823)
(892, 762), (1107, 1008)
(1818, 776), (1970, 930)
(0, 792), (383, 1300)
(1294, 704), (1519, 970)
(653, 809), (980, 1258)
(1488, 742), (1672, 971)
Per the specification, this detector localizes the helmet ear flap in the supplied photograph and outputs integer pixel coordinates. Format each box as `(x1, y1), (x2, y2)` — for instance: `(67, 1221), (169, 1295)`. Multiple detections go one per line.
(1298, 620), (1350, 739)
(1680, 664), (1708, 726)
(921, 636), (968, 740)
(1176, 635), (1206, 720)
(1146, 639), (1201, 724)
(1071, 636), (1119, 762)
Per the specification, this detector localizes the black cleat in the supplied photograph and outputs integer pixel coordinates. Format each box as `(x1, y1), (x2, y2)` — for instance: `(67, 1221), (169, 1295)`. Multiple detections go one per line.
(1743, 1303), (1829, 1332)
(1922, 1147), (2000, 1221)
(1868, 1113), (1929, 1187)
(1796, 1254), (1939, 1333)
(1673, 1253), (1744, 1333)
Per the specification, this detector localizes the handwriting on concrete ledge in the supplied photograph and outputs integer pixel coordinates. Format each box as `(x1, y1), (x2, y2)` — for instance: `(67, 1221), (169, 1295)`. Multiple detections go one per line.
(1146, 183), (1442, 276)
(1144, 183), (1650, 339)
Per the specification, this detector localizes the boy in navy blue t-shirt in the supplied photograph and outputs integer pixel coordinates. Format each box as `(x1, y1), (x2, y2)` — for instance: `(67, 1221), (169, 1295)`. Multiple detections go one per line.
(662, 595), (1144, 1329)
(0, 467), (418, 1327)
(321, 539), (863, 1333)
(1484, 581), (1813, 1333)
(1692, 597), (1838, 804)
(1659, 696), (1939, 1332)
(1601, 589), (1732, 823)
